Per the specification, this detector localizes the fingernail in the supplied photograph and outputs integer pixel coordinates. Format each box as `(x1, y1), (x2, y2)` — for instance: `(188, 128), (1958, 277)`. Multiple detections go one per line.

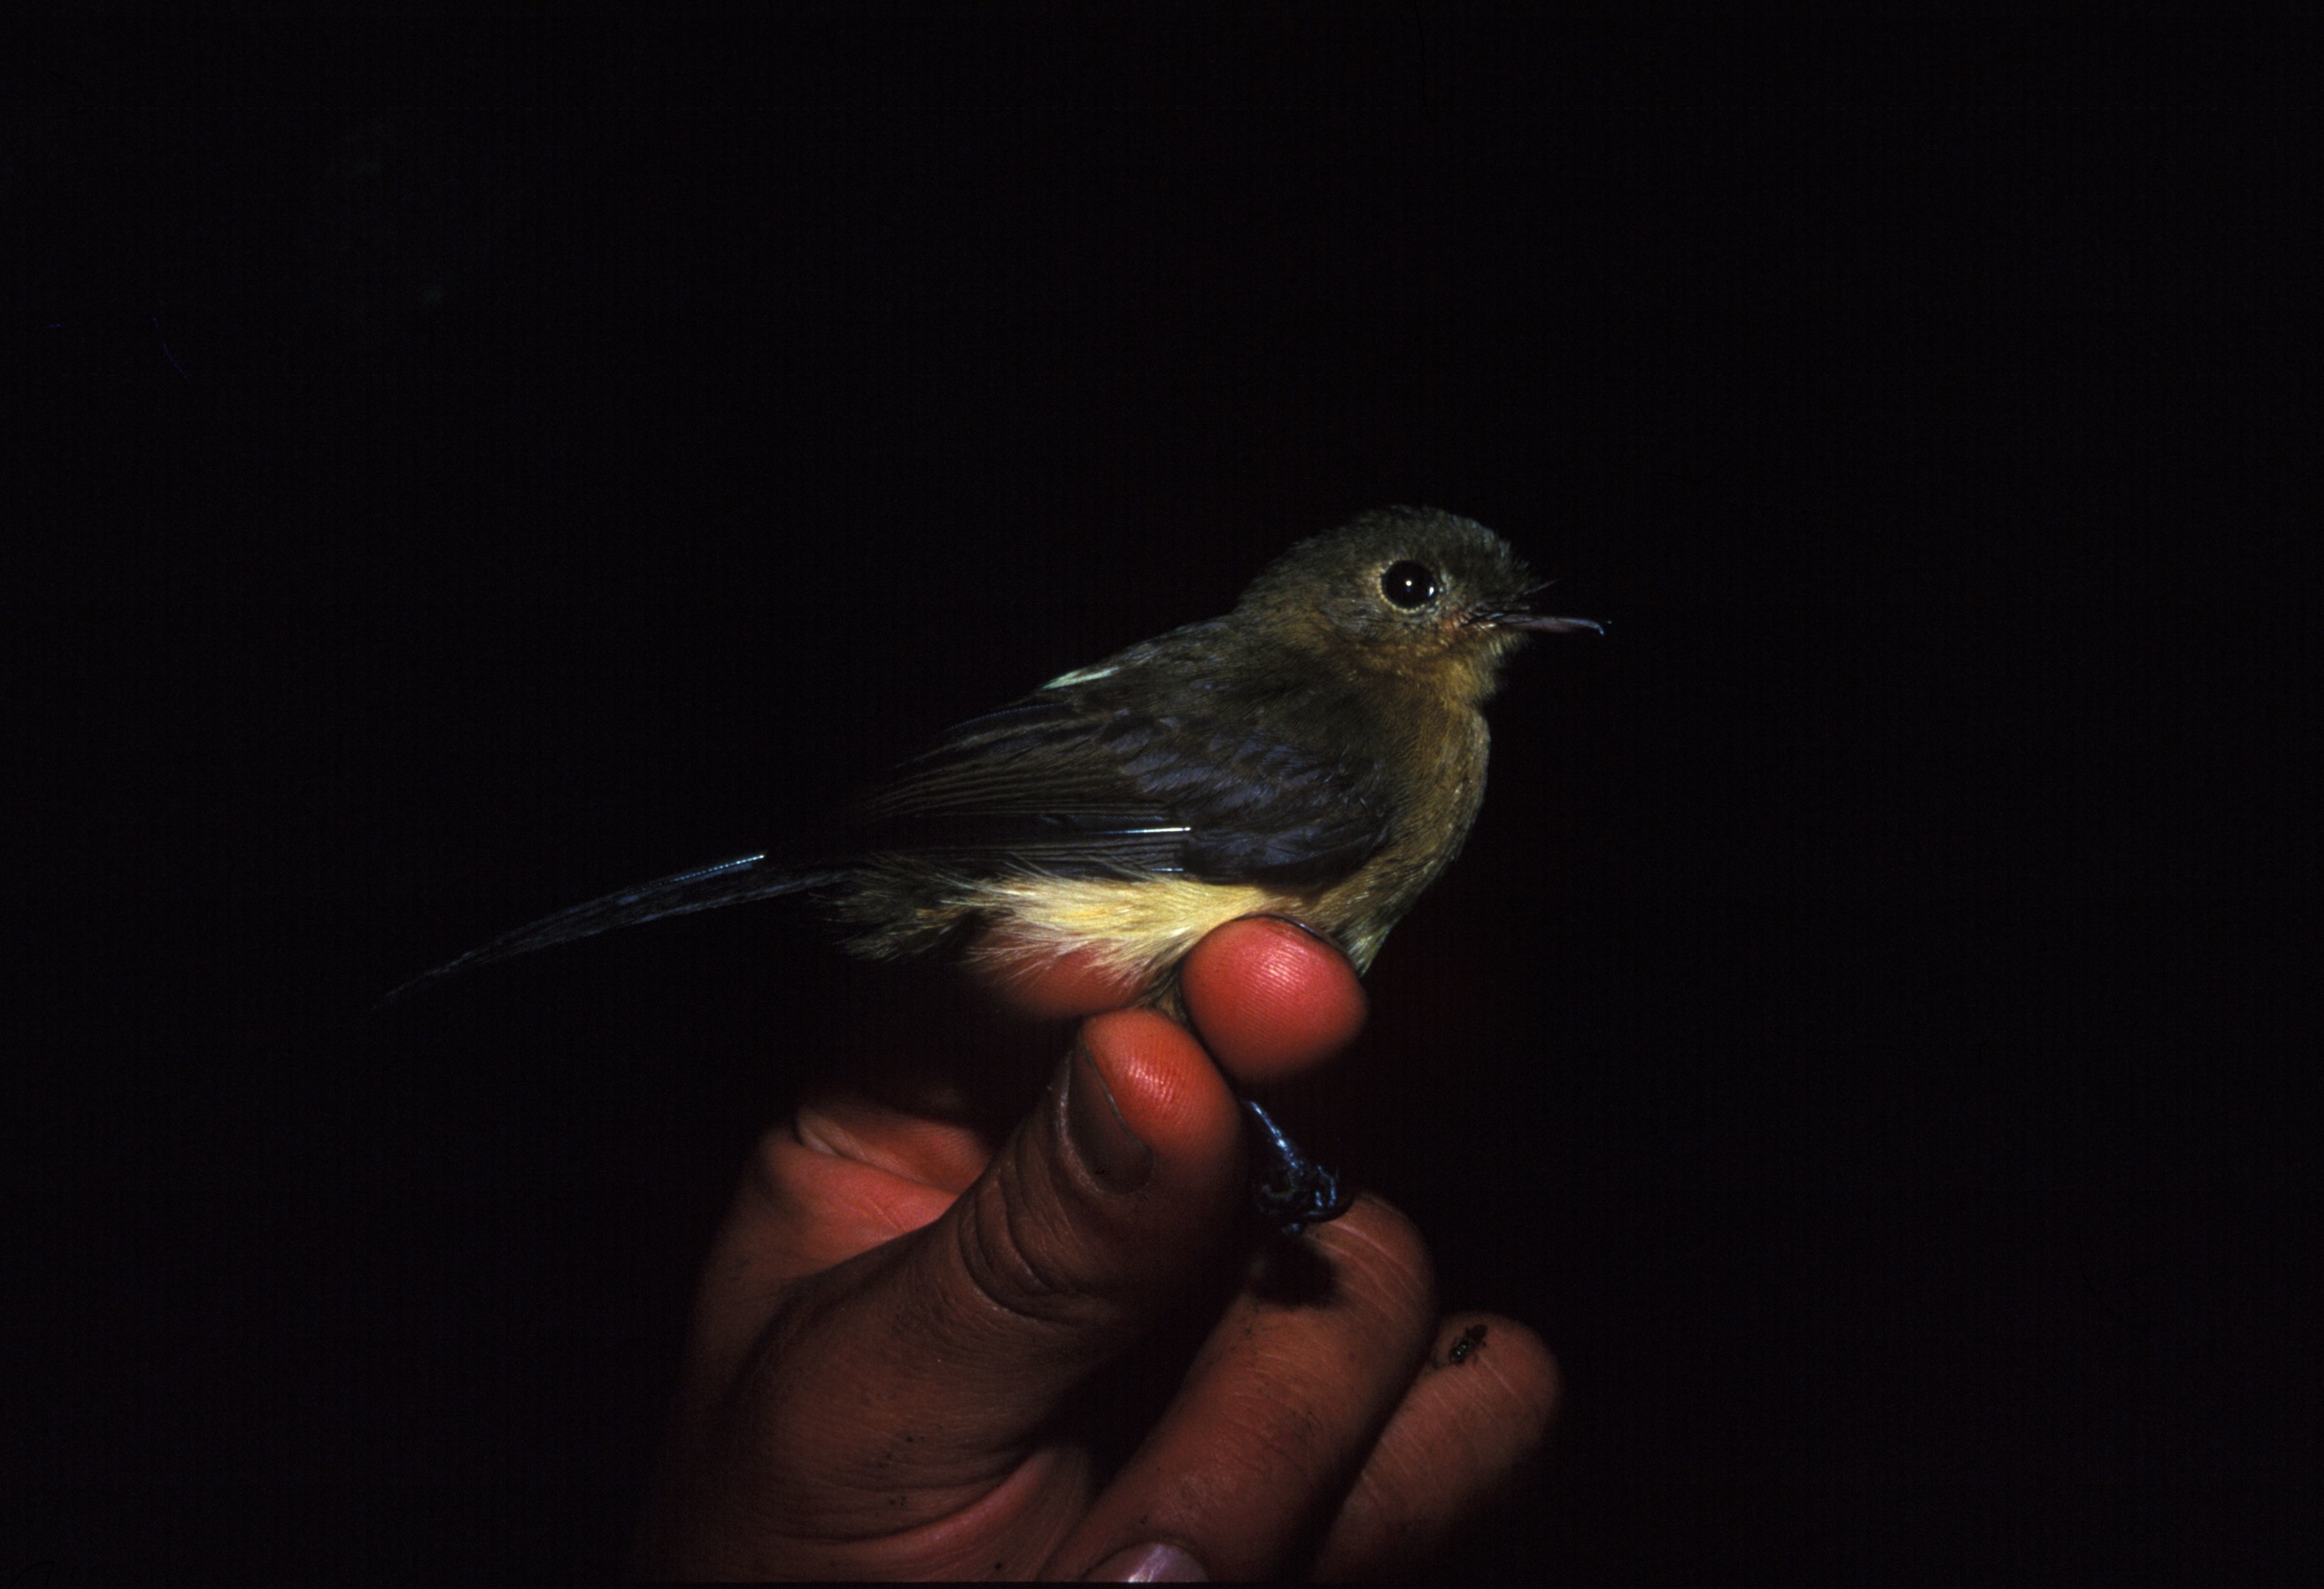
(1066, 1041), (1152, 1195)
(1256, 912), (1334, 946)
(1086, 1541), (1208, 1581)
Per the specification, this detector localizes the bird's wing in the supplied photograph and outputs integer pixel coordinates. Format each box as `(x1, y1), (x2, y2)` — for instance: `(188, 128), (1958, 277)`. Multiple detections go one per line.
(856, 677), (1395, 888)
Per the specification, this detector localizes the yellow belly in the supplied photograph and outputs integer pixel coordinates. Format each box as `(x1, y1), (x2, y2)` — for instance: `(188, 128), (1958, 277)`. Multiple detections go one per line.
(956, 874), (1306, 989)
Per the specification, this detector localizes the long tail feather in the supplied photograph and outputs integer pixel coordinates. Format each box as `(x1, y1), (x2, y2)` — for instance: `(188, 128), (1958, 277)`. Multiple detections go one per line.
(380, 854), (842, 1005)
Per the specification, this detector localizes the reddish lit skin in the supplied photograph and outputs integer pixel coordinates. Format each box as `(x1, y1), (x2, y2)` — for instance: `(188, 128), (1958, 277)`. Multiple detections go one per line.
(631, 918), (1560, 1580)
(1179, 918), (1370, 1084)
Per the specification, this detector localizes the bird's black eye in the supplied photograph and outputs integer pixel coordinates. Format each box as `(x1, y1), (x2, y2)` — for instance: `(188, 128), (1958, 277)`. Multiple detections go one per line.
(1380, 560), (1440, 610)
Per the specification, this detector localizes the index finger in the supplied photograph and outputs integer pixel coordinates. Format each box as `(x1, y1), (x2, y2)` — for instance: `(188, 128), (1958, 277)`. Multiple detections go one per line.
(970, 918), (1369, 1088)
(1181, 917), (1368, 1086)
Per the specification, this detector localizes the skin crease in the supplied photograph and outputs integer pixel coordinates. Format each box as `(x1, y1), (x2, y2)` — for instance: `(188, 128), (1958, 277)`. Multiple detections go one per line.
(630, 918), (1562, 1581)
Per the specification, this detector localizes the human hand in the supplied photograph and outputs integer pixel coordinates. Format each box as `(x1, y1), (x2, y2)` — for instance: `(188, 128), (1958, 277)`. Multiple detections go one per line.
(631, 918), (1559, 1579)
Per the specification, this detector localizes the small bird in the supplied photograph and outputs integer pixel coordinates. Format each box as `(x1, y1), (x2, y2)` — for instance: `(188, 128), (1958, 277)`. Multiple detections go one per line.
(391, 506), (1602, 1227)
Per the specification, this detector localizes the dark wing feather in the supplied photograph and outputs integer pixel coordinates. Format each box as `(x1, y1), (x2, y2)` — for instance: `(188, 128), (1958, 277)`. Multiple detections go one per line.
(857, 662), (1394, 888)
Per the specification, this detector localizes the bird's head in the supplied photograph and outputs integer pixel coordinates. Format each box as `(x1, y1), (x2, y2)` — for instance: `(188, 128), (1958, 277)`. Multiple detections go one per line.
(1234, 506), (1603, 706)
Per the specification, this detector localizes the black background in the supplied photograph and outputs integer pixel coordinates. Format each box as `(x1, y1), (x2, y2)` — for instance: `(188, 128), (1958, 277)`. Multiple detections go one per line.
(7, 12), (2316, 1583)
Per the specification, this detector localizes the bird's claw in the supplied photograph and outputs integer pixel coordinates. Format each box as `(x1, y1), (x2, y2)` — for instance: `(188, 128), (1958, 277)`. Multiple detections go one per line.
(1241, 1098), (1354, 1235)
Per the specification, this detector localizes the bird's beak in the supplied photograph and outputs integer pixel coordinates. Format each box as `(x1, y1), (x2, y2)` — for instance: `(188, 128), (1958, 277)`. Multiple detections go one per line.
(1498, 611), (1607, 637)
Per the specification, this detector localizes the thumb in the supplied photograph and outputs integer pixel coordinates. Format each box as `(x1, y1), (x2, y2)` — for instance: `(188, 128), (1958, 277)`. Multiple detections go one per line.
(763, 1009), (1246, 1493)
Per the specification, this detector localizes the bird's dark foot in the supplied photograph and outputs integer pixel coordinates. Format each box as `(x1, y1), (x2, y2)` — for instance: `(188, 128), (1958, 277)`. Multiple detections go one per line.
(1241, 1098), (1353, 1235)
